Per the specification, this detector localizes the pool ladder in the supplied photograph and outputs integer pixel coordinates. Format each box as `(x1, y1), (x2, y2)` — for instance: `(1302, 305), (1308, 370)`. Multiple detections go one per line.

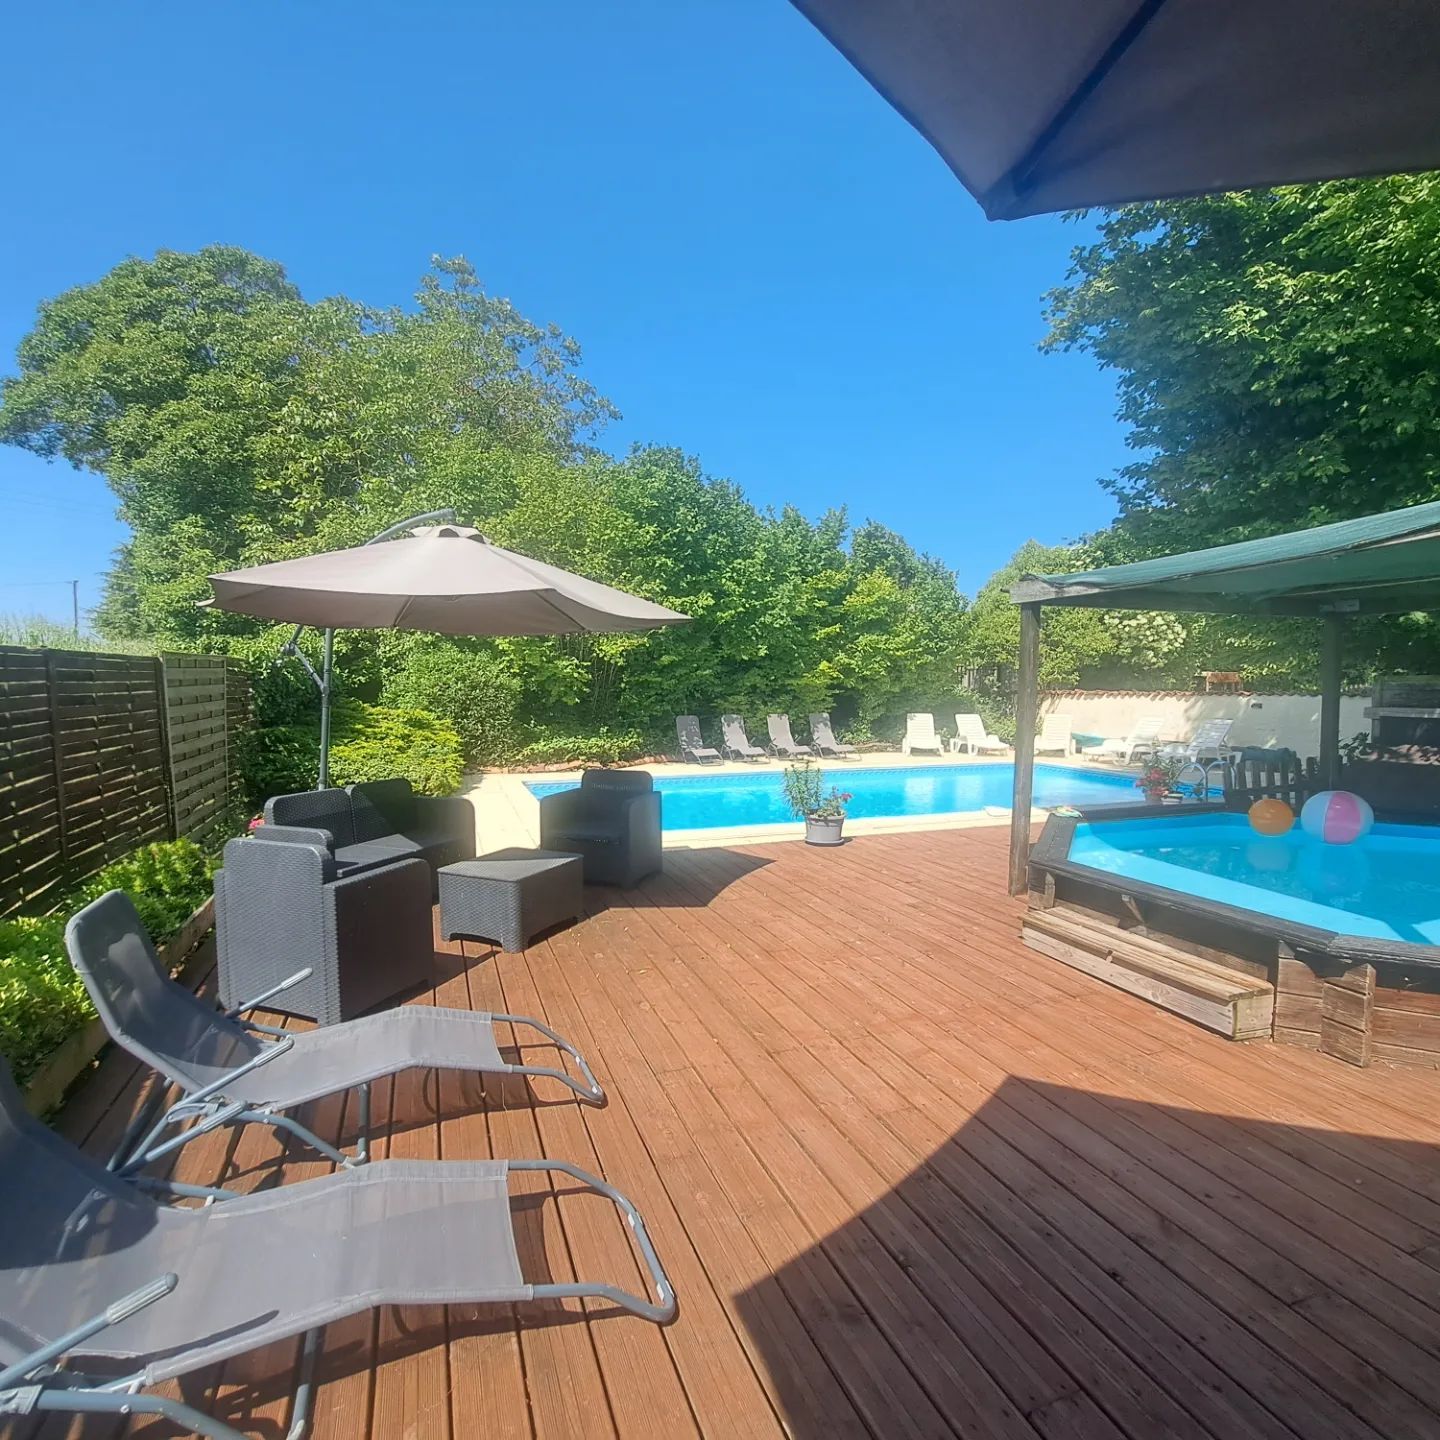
(1175, 759), (1226, 801)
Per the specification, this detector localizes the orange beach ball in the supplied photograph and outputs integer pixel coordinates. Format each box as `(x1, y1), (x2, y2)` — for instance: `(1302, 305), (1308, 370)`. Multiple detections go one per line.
(1247, 797), (1294, 836)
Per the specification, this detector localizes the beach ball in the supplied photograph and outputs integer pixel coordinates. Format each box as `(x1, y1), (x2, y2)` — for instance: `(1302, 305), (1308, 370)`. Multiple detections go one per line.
(1299, 790), (1374, 846)
(1247, 797), (1294, 836)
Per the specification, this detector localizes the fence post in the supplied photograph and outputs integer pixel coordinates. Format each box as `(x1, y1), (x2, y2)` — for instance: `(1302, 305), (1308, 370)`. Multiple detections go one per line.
(43, 650), (69, 865)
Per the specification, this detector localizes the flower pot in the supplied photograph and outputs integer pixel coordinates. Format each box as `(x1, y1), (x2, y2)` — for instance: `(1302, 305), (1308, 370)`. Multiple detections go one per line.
(1142, 788), (1167, 805)
(804, 814), (845, 846)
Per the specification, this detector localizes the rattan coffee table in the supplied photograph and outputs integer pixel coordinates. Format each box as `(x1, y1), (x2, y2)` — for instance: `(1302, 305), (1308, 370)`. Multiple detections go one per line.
(438, 849), (584, 952)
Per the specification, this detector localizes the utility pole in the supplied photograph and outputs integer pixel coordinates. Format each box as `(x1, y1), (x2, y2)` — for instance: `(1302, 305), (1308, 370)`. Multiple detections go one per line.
(71, 580), (79, 638)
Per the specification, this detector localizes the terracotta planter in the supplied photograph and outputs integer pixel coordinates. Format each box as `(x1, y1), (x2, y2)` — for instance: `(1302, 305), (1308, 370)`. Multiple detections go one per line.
(804, 814), (846, 846)
(1143, 787), (1167, 804)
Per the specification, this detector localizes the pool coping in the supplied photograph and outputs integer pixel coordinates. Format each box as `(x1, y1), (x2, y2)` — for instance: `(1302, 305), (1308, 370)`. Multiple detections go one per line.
(1029, 803), (1440, 970)
(462, 754), (1134, 852)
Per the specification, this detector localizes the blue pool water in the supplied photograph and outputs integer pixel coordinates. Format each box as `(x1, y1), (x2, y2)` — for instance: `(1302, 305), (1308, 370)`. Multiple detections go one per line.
(1069, 812), (1440, 944)
(526, 762), (1139, 832)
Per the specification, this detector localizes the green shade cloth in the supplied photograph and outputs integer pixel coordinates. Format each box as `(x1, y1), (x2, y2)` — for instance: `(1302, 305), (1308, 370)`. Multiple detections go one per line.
(1010, 501), (1440, 616)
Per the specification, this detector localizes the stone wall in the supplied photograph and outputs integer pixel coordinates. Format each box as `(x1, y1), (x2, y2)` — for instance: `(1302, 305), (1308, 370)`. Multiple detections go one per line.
(1038, 689), (1371, 757)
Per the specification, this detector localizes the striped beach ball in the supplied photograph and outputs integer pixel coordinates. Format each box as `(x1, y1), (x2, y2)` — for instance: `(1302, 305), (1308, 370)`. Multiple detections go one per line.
(1299, 790), (1374, 846)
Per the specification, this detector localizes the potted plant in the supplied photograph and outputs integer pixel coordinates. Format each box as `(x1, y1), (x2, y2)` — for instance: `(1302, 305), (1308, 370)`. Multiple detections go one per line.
(783, 761), (853, 845)
(1134, 755), (1184, 804)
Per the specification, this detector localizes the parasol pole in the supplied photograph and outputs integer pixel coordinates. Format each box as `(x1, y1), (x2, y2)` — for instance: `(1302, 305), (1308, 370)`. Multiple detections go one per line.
(276, 508), (458, 788)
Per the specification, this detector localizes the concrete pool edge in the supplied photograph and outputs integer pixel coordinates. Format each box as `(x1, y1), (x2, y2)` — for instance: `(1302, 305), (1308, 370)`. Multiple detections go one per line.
(462, 758), (1084, 851)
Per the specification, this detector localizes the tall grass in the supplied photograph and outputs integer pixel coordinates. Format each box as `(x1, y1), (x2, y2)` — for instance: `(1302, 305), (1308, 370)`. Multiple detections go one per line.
(0, 611), (151, 654)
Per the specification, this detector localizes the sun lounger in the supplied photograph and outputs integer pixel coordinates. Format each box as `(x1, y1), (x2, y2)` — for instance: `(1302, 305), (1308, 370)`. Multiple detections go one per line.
(720, 714), (767, 761)
(808, 712), (856, 757)
(767, 713), (815, 757)
(1159, 716), (1234, 763)
(1091, 716), (1166, 764)
(675, 715), (721, 764)
(901, 713), (944, 755)
(66, 891), (605, 1177)
(1035, 713), (1074, 755)
(950, 713), (1010, 755)
(0, 1056), (675, 1440)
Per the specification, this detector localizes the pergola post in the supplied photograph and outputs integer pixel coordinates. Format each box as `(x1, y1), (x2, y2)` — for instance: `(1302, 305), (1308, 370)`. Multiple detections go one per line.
(1009, 601), (1042, 895)
(1319, 613), (1344, 790)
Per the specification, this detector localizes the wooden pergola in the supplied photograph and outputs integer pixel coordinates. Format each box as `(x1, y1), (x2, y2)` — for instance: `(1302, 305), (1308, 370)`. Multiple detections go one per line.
(1006, 500), (1440, 893)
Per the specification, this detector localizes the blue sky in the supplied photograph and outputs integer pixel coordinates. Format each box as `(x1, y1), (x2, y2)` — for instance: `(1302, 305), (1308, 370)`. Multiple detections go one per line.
(0, 0), (1129, 628)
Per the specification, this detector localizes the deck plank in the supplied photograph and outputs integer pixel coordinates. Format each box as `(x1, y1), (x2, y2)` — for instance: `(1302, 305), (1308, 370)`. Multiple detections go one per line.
(33, 827), (1440, 1440)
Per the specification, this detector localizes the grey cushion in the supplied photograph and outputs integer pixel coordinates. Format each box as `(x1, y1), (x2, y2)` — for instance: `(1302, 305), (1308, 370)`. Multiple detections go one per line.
(333, 836), (425, 873)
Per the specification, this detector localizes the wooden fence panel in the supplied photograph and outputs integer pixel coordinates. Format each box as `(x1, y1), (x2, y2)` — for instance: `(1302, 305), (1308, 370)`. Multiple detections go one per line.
(0, 645), (250, 917)
(162, 653), (232, 849)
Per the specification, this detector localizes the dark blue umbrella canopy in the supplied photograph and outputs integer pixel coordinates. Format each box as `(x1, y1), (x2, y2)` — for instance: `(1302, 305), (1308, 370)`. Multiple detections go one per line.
(791, 0), (1440, 219)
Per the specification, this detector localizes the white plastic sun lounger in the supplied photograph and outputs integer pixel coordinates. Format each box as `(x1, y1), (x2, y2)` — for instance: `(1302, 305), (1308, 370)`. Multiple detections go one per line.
(1034, 713), (1074, 755)
(950, 713), (1010, 755)
(1091, 716), (1166, 764)
(901, 712), (944, 755)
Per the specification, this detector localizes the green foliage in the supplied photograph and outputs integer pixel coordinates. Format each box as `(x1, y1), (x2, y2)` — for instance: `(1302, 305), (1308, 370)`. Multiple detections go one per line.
(0, 612), (150, 652)
(967, 541), (1127, 689)
(510, 726), (650, 768)
(239, 701), (465, 800)
(76, 839), (216, 941)
(781, 761), (851, 820)
(1041, 175), (1440, 682)
(327, 705), (464, 796)
(0, 916), (87, 1088)
(0, 249), (973, 761)
(2, 839), (218, 1086)
(378, 639), (521, 765)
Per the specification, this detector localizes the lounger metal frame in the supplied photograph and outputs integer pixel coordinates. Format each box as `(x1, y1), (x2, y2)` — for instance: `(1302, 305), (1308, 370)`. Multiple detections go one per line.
(1, 1158), (676, 1440)
(111, 966), (605, 1179)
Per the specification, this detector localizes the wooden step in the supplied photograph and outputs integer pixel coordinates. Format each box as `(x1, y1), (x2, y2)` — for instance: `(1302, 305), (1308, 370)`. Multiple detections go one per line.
(1023, 906), (1274, 1041)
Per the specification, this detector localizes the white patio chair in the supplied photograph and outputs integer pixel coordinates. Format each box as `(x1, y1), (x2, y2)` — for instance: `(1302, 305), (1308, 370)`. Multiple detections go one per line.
(901, 713), (944, 755)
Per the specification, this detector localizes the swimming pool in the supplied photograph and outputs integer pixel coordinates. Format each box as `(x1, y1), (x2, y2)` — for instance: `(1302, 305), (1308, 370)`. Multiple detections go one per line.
(526, 762), (1139, 832)
(1067, 812), (1440, 944)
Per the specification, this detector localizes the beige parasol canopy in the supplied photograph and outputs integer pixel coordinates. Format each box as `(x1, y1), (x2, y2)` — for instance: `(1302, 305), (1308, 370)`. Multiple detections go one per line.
(207, 525), (689, 635)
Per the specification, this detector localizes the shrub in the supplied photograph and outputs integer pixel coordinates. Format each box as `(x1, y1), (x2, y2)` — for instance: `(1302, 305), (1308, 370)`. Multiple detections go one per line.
(511, 726), (649, 768)
(76, 839), (216, 941)
(2, 838), (219, 1087)
(380, 643), (521, 765)
(237, 701), (466, 800)
(327, 704), (465, 796)
(0, 915), (89, 1086)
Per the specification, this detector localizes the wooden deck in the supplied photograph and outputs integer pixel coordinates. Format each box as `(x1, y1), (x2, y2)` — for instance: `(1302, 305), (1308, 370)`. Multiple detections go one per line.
(29, 827), (1440, 1440)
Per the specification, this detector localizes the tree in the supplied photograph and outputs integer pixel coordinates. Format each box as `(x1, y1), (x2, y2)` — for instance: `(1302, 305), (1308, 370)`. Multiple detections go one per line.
(1045, 176), (1440, 555)
(967, 541), (1126, 690)
(1043, 175), (1440, 683)
(1, 247), (973, 761)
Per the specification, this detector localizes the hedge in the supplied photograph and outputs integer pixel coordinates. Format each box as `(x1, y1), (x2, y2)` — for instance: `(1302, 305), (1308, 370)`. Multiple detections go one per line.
(0, 839), (216, 1087)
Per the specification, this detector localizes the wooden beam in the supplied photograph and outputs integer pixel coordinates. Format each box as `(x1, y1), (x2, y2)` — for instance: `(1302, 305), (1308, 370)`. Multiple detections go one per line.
(1009, 602), (1041, 895)
(1319, 613), (1343, 789)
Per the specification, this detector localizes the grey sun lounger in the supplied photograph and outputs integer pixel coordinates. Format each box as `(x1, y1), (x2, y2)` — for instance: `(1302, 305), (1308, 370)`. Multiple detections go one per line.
(720, 713), (767, 761)
(767, 713), (815, 757)
(0, 1059), (676, 1440)
(809, 712), (856, 757)
(66, 891), (605, 1178)
(675, 715), (721, 764)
